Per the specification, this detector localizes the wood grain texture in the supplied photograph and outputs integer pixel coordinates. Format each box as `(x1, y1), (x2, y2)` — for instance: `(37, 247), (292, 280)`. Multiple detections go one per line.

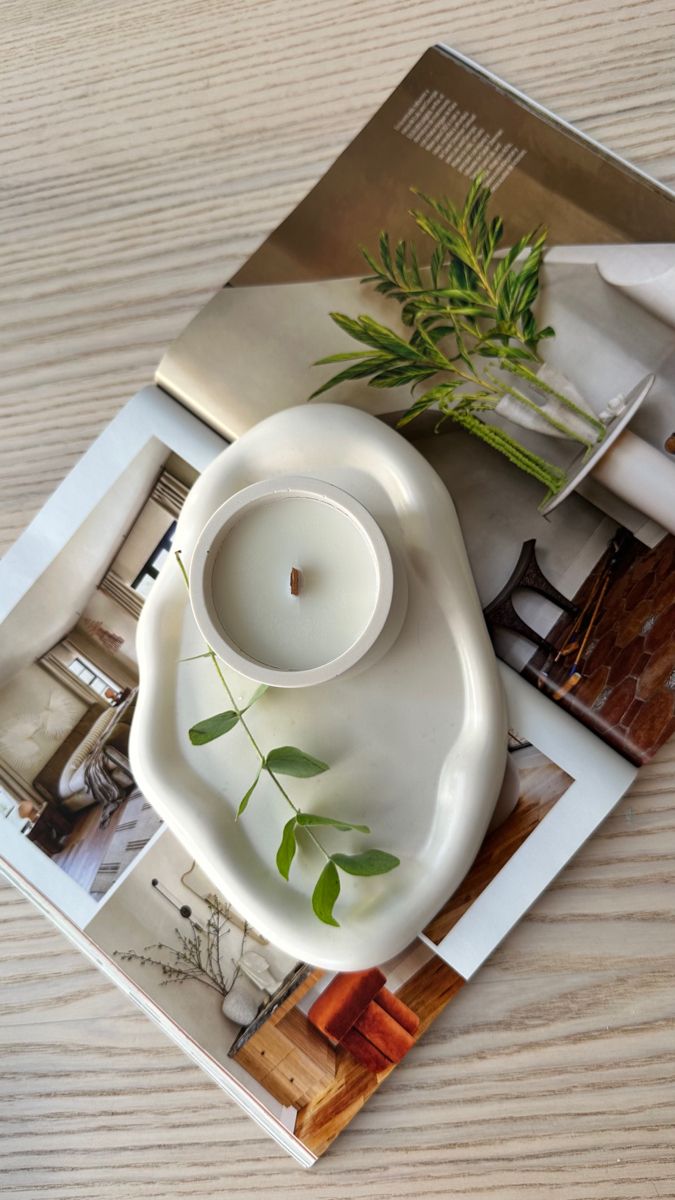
(1, 1), (675, 1194)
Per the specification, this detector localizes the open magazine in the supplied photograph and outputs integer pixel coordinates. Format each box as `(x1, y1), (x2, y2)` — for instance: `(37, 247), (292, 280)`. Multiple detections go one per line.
(1, 46), (673, 1164)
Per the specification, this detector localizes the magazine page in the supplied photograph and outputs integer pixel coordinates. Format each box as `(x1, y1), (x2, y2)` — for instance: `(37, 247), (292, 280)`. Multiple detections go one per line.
(0, 647), (631, 1164)
(157, 45), (675, 767)
(0, 376), (636, 1162)
(230, 45), (675, 284)
(0, 387), (321, 1164)
(79, 667), (631, 1161)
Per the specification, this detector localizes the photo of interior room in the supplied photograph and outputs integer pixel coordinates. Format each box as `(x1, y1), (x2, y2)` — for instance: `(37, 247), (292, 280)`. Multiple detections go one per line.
(522, 531), (675, 763)
(87, 831), (309, 1131)
(0, 451), (196, 899)
(419, 426), (675, 768)
(86, 827), (436, 1141)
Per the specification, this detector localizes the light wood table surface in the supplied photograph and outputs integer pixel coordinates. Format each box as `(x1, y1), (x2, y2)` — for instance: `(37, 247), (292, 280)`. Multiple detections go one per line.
(2, 3), (675, 1195)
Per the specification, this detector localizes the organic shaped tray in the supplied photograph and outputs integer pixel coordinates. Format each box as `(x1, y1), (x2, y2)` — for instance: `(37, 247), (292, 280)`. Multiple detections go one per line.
(130, 404), (506, 969)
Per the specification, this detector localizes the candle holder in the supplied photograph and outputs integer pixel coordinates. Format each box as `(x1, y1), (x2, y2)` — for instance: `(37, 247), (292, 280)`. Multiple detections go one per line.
(188, 475), (395, 688)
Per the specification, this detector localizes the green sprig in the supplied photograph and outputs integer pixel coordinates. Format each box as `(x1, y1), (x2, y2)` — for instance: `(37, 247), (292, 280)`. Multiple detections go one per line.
(176, 552), (400, 926)
(311, 174), (605, 497)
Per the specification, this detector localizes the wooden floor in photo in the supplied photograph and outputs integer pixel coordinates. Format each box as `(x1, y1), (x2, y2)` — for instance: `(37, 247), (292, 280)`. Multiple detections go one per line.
(2, 2), (675, 1196)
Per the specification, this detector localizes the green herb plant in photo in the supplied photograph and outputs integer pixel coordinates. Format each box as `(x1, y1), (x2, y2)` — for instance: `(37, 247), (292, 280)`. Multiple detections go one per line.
(176, 553), (399, 928)
(311, 174), (605, 501)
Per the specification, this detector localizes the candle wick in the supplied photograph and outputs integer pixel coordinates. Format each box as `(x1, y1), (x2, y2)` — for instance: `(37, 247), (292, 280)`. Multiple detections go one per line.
(290, 567), (302, 597)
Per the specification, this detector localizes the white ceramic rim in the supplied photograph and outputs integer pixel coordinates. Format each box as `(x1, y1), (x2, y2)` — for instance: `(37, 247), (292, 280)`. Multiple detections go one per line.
(540, 373), (653, 514)
(188, 474), (394, 687)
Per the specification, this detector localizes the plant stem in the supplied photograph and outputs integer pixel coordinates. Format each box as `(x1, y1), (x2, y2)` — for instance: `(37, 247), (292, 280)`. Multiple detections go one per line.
(204, 646), (328, 858)
(503, 360), (606, 435)
(413, 310), (603, 450)
(485, 370), (596, 446)
(459, 219), (500, 305)
(449, 409), (566, 493)
(428, 352), (598, 449)
(175, 552), (330, 864)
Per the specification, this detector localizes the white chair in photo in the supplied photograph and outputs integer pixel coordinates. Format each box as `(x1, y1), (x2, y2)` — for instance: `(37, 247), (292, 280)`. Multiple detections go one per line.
(58, 691), (136, 822)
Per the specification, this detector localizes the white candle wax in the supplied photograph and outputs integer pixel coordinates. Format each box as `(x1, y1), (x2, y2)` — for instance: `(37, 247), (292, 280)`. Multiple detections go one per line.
(210, 495), (379, 671)
(190, 477), (394, 687)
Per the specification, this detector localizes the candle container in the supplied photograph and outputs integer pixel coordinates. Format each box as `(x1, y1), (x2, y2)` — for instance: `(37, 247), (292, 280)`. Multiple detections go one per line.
(189, 476), (395, 688)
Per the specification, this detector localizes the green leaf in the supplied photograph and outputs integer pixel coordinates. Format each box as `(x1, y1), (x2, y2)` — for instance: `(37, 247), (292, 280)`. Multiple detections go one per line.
(243, 683), (269, 711)
(394, 238), (407, 283)
(314, 350), (384, 364)
(369, 365), (436, 389)
(296, 813), (371, 833)
(409, 242), (423, 287)
(397, 383), (456, 425)
(462, 173), (484, 222)
(360, 245), (382, 276)
(396, 396), (438, 427)
(331, 849), (400, 876)
(378, 230), (393, 275)
(189, 711), (239, 745)
(414, 213), (473, 266)
(275, 817), (298, 881)
(484, 215), (504, 265)
(374, 280), (400, 296)
(448, 255), (472, 291)
(412, 319), (449, 365)
(265, 746), (329, 778)
(325, 311), (379, 349)
(312, 861), (341, 926)
(237, 766), (262, 818)
(520, 309), (537, 343)
(356, 315), (423, 360)
(493, 233), (531, 286)
(429, 244), (445, 287)
(309, 354), (394, 399)
(428, 286), (486, 303)
(410, 319), (455, 344)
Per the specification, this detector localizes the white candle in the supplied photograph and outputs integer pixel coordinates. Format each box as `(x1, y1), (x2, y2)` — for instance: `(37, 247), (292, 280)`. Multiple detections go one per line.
(189, 477), (393, 687)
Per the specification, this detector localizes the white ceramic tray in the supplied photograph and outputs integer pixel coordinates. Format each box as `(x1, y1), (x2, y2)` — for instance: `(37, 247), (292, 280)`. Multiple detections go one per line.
(130, 404), (506, 969)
